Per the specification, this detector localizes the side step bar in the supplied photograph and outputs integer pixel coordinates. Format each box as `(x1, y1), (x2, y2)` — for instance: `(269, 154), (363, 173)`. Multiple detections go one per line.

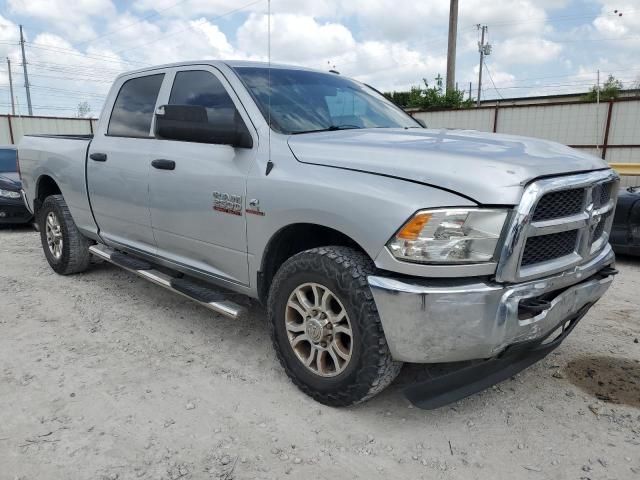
(89, 244), (245, 320)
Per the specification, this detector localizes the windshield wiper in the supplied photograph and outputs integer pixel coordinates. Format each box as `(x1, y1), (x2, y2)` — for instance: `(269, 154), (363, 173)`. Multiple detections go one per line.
(291, 125), (362, 135)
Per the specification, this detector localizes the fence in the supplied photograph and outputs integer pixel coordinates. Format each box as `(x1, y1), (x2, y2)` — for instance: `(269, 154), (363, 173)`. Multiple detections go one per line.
(0, 115), (98, 145)
(411, 97), (640, 188)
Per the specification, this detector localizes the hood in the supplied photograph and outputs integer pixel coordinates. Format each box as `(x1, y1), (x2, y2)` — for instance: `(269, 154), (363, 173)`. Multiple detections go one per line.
(287, 128), (609, 205)
(0, 172), (21, 190)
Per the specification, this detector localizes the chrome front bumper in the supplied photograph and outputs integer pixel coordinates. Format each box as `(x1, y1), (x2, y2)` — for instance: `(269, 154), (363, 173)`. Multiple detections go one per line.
(368, 245), (615, 363)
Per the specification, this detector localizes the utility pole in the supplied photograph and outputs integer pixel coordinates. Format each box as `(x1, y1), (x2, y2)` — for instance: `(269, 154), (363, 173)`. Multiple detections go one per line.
(469, 81), (472, 101)
(476, 25), (490, 107)
(7, 58), (16, 115)
(596, 69), (601, 152)
(446, 0), (459, 94)
(19, 25), (33, 116)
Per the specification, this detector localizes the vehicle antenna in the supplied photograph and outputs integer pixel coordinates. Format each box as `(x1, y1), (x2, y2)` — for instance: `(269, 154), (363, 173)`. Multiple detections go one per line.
(265, 0), (274, 176)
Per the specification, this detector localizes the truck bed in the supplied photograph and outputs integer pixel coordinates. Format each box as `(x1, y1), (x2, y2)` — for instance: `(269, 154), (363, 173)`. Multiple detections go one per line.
(25, 134), (94, 140)
(19, 133), (96, 236)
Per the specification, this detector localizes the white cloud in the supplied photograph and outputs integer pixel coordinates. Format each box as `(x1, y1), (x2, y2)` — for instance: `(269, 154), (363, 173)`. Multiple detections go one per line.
(593, 1), (640, 37)
(458, 0), (549, 36)
(132, 0), (341, 18)
(336, 41), (446, 92)
(341, 1), (449, 41)
(498, 37), (563, 64)
(7, 0), (117, 41)
(237, 13), (356, 65)
(235, 13), (447, 91)
(2, 0), (639, 116)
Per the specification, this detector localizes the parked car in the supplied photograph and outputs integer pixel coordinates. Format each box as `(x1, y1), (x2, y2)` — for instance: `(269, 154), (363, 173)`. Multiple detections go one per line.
(0, 145), (33, 225)
(611, 185), (640, 256)
(18, 61), (619, 409)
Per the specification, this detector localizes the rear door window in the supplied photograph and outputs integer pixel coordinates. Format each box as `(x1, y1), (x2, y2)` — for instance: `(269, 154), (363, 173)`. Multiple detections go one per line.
(108, 74), (164, 137)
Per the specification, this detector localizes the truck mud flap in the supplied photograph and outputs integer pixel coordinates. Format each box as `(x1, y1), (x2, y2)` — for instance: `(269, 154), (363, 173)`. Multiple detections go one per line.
(404, 304), (592, 410)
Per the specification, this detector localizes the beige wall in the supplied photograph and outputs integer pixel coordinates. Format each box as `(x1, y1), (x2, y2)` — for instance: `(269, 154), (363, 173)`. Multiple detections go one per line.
(0, 115), (97, 145)
(412, 99), (640, 188)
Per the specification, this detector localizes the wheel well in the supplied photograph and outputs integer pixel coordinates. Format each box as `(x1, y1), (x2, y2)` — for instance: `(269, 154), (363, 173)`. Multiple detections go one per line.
(258, 223), (368, 304)
(34, 175), (61, 213)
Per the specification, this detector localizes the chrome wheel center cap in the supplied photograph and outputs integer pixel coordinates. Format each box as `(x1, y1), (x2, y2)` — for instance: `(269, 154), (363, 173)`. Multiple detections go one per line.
(306, 317), (329, 344)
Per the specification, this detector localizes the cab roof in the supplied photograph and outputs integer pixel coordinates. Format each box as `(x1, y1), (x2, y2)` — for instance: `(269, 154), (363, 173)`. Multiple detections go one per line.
(119, 60), (319, 78)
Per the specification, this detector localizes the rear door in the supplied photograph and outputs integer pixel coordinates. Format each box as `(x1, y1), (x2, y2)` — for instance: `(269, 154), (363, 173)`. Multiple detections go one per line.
(87, 72), (167, 253)
(148, 66), (256, 286)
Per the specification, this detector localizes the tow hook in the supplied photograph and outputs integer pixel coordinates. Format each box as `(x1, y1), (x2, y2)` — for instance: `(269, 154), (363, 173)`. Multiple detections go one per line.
(519, 298), (552, 317)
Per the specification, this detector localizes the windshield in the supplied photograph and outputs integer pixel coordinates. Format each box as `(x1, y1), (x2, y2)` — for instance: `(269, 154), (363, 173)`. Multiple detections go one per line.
(0, 148), (17, 173)
(234, 67), (420, 134)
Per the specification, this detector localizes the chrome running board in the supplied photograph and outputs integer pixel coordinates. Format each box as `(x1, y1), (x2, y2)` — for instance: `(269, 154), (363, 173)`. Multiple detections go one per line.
(89, 244), (245, 320)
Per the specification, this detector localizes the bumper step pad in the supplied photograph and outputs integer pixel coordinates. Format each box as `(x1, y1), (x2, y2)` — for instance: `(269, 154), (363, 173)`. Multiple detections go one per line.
(88, 244), (245, 320)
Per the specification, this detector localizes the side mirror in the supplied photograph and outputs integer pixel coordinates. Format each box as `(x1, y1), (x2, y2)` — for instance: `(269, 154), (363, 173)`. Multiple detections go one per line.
(415, 118), (427, 128)
(155, 104), (253, 148)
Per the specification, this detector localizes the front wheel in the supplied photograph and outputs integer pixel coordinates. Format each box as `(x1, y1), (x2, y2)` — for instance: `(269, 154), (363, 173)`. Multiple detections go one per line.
(267, 246), (402, 407)
(38, 194), (91, 275)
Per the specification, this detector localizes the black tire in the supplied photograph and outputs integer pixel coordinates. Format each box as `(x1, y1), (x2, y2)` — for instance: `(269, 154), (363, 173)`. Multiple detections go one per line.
(38, 194), (91, 275)
(267, 246), (402, 407)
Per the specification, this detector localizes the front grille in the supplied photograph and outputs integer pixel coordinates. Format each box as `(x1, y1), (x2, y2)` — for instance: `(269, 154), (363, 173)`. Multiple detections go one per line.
(497, 171), (619, 282)
(532, 188), (585, 221)
(591, 211), (611, 242)
(521, 230), (578, 266)
(592, 181), (613, 208)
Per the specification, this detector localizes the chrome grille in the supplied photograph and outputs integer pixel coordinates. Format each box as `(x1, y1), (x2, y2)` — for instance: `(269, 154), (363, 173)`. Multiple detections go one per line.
(591, 211), (609, 242)
(592, 181), (614, 208)
(532, 188), (584, 221)
(521, 230), (578, 266)
(496, 170), (619, 283)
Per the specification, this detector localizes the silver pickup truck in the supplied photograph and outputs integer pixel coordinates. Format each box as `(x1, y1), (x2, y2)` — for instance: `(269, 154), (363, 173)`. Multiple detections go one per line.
(19, 60), (619, 409)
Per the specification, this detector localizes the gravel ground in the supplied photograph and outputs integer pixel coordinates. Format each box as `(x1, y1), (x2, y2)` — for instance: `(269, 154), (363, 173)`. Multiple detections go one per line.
(1, 225), (639, 480)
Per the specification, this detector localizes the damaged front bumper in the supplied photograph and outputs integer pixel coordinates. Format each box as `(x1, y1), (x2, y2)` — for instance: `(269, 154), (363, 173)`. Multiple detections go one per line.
(368, 245), (616, 407)
(369, 245), (615, 364)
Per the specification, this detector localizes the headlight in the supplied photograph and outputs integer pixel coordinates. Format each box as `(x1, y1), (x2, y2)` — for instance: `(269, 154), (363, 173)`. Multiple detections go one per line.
(0, 188), (21, 199)
(387, 208), (508, 264)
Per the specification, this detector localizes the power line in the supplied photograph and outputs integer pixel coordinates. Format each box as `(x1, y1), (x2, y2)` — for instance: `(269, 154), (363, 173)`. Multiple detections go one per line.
(20, 72), (114, 83)
(560, 35), (640, 43)
(29, 84), (107, 97)
(477, 9), (636, 29)
(25, 43), (148, 67)
(483, 62), (503, 99)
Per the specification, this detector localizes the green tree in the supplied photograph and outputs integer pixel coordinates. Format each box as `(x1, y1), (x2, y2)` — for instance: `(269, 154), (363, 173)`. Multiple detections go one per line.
(76, 101), (91, 118)
(384, 75), (472, 109)
(584, 75), (623, 101)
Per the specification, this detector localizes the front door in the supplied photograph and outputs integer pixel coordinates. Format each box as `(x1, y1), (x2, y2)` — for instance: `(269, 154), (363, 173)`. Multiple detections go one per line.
(87, 72), (166, 253)
(148, 67), (256, 285)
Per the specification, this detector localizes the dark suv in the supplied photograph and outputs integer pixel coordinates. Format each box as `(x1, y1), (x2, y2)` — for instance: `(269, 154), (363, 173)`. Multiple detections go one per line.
(612, 185), (640, 256)
(0, 146), (32, 225)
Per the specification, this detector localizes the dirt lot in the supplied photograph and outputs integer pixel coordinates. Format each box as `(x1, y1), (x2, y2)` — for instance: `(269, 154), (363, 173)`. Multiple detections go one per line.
(1, 226), (639, 480)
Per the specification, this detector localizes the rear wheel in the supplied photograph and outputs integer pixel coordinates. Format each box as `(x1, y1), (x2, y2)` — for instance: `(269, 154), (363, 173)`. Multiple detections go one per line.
(268, 246), (402, 407)
(38, 194), (91, 275)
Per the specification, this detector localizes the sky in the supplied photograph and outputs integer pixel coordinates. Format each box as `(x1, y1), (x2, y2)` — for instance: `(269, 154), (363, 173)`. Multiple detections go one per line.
(0, 0), (639, 117)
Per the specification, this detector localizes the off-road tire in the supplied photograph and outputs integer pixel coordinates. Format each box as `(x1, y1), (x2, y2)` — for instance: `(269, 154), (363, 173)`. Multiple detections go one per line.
(268, 246), (402, 407)
(38, 194), (91, 275)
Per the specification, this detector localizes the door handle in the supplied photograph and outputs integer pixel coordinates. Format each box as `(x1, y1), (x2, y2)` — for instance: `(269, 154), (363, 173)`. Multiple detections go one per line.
(90, 152), (107, 162)
(151, 159), (176, 170)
